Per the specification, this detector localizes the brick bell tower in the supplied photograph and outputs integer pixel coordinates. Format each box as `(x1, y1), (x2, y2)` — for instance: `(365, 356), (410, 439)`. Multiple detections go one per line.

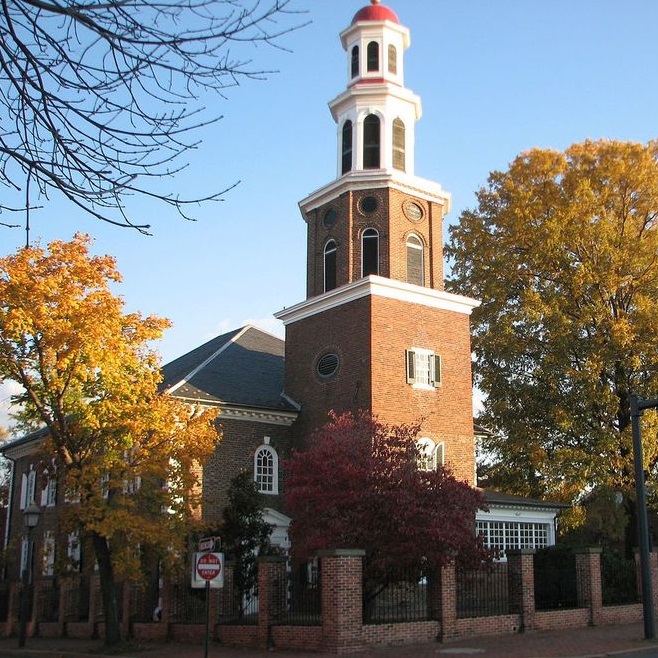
(276, 0), (479, 484)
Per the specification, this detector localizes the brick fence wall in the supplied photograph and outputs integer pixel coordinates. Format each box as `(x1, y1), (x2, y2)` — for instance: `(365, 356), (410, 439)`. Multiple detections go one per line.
(1, 548), (653, 654)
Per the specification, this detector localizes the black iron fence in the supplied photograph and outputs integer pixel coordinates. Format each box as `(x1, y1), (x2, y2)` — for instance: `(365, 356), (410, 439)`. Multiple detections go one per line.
(61, 577), (90, 622)
(534, 547), (579, 611)
(273, 561), (321, 626)
(457, 562), (510, 618)
(363, 569), (433, 624)
(602, 552), (639, 606)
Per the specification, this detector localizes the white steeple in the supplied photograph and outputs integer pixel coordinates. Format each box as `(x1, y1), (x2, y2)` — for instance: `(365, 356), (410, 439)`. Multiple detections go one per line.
(329, 1), (421, 178)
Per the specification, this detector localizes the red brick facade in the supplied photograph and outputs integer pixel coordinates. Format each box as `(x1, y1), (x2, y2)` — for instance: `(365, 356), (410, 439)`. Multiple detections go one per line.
(304, 188), (445, 299)
(282, 288), (476, 484)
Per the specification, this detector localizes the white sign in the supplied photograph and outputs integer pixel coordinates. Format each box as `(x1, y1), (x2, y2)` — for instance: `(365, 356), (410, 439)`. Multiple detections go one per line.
(191, 552), (224, 589)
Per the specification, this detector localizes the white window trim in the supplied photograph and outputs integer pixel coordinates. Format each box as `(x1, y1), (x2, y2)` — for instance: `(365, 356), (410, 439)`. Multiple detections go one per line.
(416, 438), (445, 471)
(406, 348), (442, 389)
(254, 438), (279, 495)
(20, 466), (37, 510)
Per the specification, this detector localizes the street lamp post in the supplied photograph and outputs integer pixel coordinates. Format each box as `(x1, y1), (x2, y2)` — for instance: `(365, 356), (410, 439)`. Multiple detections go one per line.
(630, 394), (657, 640)
(18, 500), (40, 648)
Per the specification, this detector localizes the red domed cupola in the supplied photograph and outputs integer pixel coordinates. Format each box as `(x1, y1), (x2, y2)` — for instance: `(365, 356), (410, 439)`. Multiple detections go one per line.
(352, 0), (399, 25)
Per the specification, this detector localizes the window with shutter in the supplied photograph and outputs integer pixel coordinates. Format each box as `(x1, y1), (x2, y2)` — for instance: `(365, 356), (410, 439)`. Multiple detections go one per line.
(406, 348), (442, 389)
(393, 118), (405, 172)
(406, 234), (424, 286)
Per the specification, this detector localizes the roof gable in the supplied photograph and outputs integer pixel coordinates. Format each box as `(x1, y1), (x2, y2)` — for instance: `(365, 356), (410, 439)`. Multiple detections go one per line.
(162, 325), (295, 411)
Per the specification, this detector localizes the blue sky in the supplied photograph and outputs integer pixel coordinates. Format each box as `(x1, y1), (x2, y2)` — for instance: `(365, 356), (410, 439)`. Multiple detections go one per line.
(1, 0), (658, 432)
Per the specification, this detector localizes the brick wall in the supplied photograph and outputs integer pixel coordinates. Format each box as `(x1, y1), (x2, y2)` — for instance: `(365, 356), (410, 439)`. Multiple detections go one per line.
(201, 418), (292, 522)
(284, 292), (475, 484)
(303, 187), (445, 299)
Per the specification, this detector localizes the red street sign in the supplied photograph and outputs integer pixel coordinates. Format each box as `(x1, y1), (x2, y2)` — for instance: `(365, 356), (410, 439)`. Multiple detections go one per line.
(196, 552), (222, 581)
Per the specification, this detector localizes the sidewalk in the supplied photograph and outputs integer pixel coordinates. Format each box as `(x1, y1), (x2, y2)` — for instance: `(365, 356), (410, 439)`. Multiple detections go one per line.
(1, 623), (658, 658)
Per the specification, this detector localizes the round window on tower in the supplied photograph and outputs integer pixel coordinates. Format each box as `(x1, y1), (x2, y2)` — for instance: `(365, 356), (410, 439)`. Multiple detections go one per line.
(360, 196), (378, 213)
(323, 207), (338, 229)
(316, 353), (340, 379)
(403, 200), (424, 222)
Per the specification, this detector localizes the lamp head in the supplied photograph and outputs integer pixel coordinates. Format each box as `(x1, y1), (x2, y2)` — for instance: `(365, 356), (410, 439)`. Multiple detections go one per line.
(23, 501), (41, 529)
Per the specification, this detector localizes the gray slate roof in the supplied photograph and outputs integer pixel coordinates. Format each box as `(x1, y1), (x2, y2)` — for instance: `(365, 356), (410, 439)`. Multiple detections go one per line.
(480, 488), (569, 511)
(161, 325), (296, 412)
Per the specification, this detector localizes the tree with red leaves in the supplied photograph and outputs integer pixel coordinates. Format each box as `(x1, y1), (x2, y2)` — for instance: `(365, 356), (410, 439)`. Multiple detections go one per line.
(284, 412), (488, 600)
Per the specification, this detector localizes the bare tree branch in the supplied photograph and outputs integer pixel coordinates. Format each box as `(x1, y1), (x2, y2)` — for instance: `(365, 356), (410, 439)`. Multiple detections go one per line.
(0, 0), (306, 232)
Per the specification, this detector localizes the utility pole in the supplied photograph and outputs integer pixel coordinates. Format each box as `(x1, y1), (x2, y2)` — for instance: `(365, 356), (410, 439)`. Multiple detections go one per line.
(630, 394), (657, 640)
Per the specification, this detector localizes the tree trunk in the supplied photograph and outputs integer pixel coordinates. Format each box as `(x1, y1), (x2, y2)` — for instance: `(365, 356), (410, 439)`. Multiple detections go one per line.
(92, 532), (121, 647)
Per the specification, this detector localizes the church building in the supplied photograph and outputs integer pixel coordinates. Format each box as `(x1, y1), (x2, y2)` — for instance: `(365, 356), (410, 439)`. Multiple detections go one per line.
(1, 0), (561, 585)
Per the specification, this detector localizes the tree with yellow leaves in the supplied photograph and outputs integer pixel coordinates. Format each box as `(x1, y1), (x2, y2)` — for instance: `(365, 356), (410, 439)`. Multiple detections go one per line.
(447, 140), (658, 550)
(0, 234), (218, 646)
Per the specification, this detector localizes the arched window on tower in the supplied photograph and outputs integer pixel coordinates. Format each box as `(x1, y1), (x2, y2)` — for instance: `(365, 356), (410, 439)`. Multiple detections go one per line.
(367, 41), (379, 72)
(351, 45), (359, 78)
(342, 121), (353, 174)
(388, 44), (398, 75)
(363, 115), (381, 169)
(406, 234), (424, 286)
(362, 228), (379, 277)
(324, 240), (337, 292)
(393, 118), (406, 172)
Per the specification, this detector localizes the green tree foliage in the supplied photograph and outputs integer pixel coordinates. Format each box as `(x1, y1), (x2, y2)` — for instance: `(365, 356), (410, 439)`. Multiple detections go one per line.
(0, 235), (219, 645)
(447, 139), (658, 516)
(221, 471), (272, 617)
(284, 412), (487, 600)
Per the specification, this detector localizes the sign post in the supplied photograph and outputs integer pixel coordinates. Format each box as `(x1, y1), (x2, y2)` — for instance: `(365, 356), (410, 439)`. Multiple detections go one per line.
(192, 552), (224, 658)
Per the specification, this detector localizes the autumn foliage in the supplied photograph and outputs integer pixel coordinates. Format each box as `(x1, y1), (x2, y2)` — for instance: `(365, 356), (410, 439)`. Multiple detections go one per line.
(0, 234), (218, 644)
(284, 412), (487, 588)
(447, 139), (658, 547)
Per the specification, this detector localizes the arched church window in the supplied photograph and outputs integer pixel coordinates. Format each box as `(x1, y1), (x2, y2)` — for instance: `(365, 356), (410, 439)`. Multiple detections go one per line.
(362, 228), (379, 277)
(406, 233), (424, 286)
(393, 118), (405, 172)
(324, 240), (337, 292)
(351, 45), (359, 78)
(367, 41), (379, 72)
(388, 44), (397, 75)
(342, 120), (353, 174)
(363, 115), (381, 169)
(254, 440), (278, 494)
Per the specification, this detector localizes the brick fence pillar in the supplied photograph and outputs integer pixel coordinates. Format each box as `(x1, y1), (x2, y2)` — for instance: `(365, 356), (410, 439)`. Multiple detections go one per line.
(319, 549), (365, 655)
(257, 556), (286, 649)
(436, 559), (457, 641)
(575, 548), (602, 626)
(507, 549), (536, 632)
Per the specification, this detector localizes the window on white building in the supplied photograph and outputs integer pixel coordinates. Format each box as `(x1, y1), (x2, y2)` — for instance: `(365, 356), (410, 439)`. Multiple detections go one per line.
(476, 520), (550, 559)
(254, 438), (279, 495)
(406, 348), (441, 389)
